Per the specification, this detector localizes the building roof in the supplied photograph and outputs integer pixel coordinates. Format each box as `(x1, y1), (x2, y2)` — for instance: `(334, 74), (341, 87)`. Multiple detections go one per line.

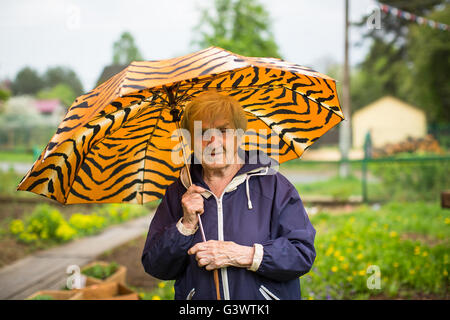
(354, 96), (424, 118)
(34, 99), (62, 113)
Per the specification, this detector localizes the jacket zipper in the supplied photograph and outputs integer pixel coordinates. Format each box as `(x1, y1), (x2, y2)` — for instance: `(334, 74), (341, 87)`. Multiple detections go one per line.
(216, 197), (231, 300)
(179, 166), (270, 300)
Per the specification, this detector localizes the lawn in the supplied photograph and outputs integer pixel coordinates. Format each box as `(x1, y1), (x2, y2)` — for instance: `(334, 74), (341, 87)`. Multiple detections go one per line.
(138, 200), (449, 300)
(0, 150), (35, 163)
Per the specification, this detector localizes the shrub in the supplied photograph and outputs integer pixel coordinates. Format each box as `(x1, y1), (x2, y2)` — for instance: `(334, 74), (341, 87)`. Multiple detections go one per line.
(10, 204), (73, 244)
(68, 213), (106, 236)
(370, 153), (450, 202)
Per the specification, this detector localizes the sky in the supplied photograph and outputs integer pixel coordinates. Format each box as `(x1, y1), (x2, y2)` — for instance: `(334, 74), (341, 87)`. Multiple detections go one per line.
(0, 0), (377, 92)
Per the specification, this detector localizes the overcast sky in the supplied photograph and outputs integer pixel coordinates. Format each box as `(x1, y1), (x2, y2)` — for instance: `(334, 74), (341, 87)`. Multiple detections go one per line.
(0, 0), (376, 92)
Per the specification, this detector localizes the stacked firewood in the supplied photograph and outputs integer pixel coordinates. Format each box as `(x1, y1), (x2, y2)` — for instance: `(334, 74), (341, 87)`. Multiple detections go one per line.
(371, 134), (444, 158)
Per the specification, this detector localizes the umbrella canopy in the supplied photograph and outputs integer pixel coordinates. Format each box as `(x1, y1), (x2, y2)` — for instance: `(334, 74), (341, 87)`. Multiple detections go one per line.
(17, 46), (344, 204)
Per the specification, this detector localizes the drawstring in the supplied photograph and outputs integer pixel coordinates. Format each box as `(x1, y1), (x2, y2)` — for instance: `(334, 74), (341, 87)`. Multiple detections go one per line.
(245, 175), (253, 209)
(245, 167), (269, 210)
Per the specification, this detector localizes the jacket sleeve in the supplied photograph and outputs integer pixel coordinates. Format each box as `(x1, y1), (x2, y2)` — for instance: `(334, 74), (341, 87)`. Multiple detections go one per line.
(255, 177), (316, 282)
(141, 181), (196, 280)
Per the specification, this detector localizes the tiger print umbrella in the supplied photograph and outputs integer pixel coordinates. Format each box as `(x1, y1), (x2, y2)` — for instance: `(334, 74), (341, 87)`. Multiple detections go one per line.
(17, 46), (344, 204)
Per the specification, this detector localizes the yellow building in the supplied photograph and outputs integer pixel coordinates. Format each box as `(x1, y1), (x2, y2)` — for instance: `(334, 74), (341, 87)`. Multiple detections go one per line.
(352, 96), (427, 148)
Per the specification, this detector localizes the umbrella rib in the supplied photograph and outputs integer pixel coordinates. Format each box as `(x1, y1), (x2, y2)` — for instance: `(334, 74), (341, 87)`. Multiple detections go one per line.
(62, 99), (153, 203)
(139, 106), (165, 203)
(176, 84), (344, 120)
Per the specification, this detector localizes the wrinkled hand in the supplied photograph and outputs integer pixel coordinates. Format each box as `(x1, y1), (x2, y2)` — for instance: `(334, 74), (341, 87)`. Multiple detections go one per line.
(181, 184), (206, 230)
(188, 240), (254, 271)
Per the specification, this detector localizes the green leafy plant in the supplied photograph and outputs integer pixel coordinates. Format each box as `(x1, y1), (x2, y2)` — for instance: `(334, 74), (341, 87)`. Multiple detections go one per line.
(82, 262), (119, 280)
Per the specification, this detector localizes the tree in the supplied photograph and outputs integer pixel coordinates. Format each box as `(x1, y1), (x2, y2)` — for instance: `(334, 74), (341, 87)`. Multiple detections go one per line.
(192, 0), (281, 58)
(43, 66), (84, 97)
(352, 1), (449, 123)
(11, 67), (45, 95)
(406, 4), (450, 123)
(112, 31), (143, 65)
(37, 83), (77, 109)
(355, 0), (444, 70)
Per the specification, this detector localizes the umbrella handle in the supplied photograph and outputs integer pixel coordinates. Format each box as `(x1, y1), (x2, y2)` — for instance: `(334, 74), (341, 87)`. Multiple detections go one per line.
(197, 213), (221, 300)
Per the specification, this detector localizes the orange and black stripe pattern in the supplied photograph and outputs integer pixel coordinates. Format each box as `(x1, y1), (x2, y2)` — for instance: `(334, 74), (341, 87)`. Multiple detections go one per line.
(17, 47), (344, 204)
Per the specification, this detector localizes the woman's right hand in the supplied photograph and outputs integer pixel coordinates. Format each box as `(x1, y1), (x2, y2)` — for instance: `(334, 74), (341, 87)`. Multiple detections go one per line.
(181, 184), (206, 230)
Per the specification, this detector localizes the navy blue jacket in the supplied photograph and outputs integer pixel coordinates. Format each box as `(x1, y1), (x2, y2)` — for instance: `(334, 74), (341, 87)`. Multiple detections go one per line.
(141, 150), (316, 300)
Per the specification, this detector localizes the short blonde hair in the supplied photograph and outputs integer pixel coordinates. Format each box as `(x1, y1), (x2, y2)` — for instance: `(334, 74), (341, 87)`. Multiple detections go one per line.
(181, 91), (247, 134)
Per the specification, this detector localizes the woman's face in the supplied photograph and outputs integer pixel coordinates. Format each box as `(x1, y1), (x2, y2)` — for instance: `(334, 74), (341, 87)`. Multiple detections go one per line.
(193, 118), (244, 171)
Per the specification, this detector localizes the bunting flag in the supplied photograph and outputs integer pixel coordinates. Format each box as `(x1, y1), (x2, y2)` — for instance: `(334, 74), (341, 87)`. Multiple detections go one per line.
(379, 2), (449, 31)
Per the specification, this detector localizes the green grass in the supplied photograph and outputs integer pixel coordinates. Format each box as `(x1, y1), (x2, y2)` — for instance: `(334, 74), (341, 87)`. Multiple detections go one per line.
(138, 201), (449, 300)
(294, 174), (386, 201)
(295, 175), (362, 200)
(0, 169), (29, 197)
(0, 150), (35, 163)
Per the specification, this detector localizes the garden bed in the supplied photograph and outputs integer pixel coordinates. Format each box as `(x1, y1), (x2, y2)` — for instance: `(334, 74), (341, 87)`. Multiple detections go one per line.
(0, 200), (157, 268)
(96, 235), (159, 292)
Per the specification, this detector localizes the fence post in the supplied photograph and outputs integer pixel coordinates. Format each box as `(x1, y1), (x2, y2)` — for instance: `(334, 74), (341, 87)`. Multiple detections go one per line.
(362, 130), (372, 203)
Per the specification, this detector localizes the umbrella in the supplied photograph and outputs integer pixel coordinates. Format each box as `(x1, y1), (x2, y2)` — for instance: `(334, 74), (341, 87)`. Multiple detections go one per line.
(17, 46), (344, 299)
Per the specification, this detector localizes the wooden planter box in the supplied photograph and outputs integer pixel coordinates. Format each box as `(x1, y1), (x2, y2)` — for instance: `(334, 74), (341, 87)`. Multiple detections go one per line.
(76, 282), (139, 300)
(26, 290), (83, 300)
(81, 261), (127, 286)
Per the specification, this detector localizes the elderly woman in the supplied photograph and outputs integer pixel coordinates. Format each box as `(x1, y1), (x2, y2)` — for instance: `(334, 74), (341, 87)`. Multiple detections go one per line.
(141, 91), (316, 300)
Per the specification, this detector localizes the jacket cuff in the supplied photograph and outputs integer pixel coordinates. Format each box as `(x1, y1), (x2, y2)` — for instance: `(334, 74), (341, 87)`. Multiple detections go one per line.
(248, 243), (264, 272)
(176, 218), (198, 236)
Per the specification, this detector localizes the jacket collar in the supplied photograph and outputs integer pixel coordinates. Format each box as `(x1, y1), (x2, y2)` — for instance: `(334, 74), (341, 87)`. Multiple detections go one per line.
(179, 149), (279, 203)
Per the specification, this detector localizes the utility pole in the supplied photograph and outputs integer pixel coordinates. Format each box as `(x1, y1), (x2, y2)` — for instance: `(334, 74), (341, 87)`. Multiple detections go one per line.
(339, 0), (351, 178)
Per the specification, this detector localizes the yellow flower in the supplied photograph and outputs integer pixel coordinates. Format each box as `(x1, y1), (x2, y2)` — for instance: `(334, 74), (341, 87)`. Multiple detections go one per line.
(414, 246), (421, 255)
(422, 251), (428, 257)
(346, 276), (353, 282)
(325, 246), (334, 257)
(333, 250), (341, 258)
(138, 292), (145, 299)
(445, 218), (450, 225)
(9, 219), (24, 235)
(331, 266), (338, 273)
(356, 253), (364, 260)
(158, 282), (166, 288)
(308, 296), (314, 300)
(393, 262), (399, 268)
(342, 263), (349, 270)
(389, 231), (397, 238)
(338, 256), (345, 262)
(55, 222), (77, 241)
(409, 269), (416, 275)
(152, 295), (161, 300)
(358, 270), (365, 276)
(443, 270), (448, 277)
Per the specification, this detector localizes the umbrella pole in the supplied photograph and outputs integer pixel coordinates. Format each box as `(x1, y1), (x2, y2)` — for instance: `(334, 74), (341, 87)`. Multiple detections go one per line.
(174, 118), (221, 301)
